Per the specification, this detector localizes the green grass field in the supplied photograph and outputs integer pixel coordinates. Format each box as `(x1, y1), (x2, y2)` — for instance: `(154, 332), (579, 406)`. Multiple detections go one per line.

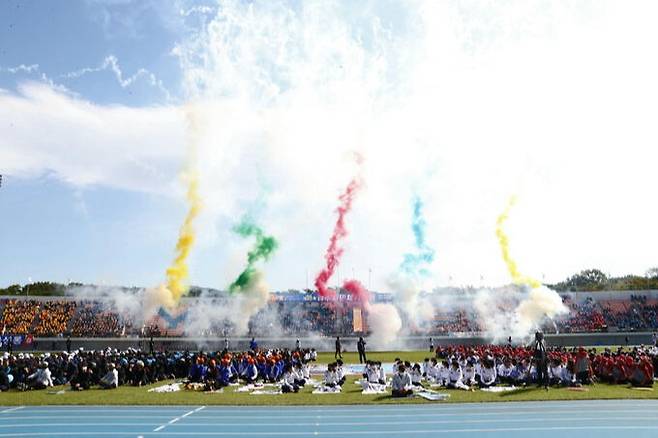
(1, 350), (654, 406)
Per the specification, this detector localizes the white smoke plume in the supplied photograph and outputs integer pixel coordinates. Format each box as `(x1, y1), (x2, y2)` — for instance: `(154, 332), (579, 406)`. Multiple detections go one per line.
(366, 303), (403, 350)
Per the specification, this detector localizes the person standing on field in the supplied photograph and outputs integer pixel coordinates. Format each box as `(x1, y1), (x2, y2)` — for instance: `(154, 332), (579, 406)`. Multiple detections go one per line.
(357, 337), (367, 363)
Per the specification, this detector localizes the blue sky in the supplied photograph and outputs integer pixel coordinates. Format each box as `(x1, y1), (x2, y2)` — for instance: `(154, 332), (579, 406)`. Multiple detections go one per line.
(2, 1), (658, 292)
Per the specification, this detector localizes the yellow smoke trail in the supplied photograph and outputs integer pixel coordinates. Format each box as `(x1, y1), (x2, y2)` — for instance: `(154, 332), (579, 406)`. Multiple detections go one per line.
(495, 196), (541, 289)
(164, 106), (203, 305)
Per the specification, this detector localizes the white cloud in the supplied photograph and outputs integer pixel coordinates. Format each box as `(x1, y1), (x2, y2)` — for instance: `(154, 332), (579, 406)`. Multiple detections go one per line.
(0, 82), (184, 194)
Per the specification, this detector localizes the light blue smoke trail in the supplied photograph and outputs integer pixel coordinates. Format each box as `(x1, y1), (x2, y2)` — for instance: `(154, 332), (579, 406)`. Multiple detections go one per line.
(399, 196), (435, 278)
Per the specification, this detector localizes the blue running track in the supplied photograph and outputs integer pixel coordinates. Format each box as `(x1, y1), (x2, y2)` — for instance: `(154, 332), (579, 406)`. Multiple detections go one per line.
(2, 400), (658, 438)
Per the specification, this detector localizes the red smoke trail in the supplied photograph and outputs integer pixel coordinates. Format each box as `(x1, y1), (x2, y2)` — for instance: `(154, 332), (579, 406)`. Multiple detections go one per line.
(314, 177), (362, 301)
(342, 278), (371, 306)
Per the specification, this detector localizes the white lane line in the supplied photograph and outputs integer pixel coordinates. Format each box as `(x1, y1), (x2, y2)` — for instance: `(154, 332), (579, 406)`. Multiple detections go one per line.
(2, 416), (655, 429)
(4, 425), (658, 436)
(160, 408), (658, 420)
(152, 406), (205, 433)
(20, 400), (658, 413)
(0, 407), (24, 414)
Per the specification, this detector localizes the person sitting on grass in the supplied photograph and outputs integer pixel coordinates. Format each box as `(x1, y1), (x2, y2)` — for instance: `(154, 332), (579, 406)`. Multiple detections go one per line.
(463, 358), (477, 386)
(376, 361), (386, 385)
(630, 357), (654, 387)
(447, 359), (470, 390)
(70, 363), (93, 391)
(203, 359), (219, 391)
(99, 363), (119, 389)
(497, 357), (514, 384)
(243, 357), (258, 384)
(426, 358), (440, 384)
(422, 358), (430, 377)
(324, 363), (340, 388)
(549, 358), (565, 386)
(575, 348), (593, 385)
(391, 364), (413, 397)
(188, 356), (207, 383)
(28, 362), (53, 390)
(361, 361), (383, 391)
(611, 356), (628, 384)
(281, 364), (300, 393)
(438, 359), (450, 386)
(410, 363), (423, 386)
(479, 357), (497, 388)
(130, 360), (149, 387)
(217, 359), (233, 388)
(336, 359), (346, 386)
(292, 362), (306, 387)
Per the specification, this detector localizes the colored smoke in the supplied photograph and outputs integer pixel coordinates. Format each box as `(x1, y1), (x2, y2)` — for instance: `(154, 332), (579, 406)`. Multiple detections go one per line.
(400, 196), (435, 277)
(342, 279), (370, 304)
(495, 196), (541, 289)
(229, 218), (278, 293)
(162, 107), (203, 309)
(389, 195), (435, 330)
(314, 175), (362, 300)
(491, 197), (568, 339)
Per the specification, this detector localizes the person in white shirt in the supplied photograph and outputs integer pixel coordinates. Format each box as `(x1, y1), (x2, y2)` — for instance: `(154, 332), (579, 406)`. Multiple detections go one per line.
(497, 357), (515, 384)
(426, 358), (440, 383)
(362, 361), (385, 391)
(463, 359), (477, 386)
(335, 359), (346, 386)
(422, 358), (430, 377)
(100, 363), (119, 389)
(479, 358), (497, 388)
(28, 362), (53, 390)
(410, 363), (423, 386)
(438, 360), (450, 386)
(281, 365), (300, 393)
(376, 362), (386, 384)
(447, 360), (470, 390)
(324, 363), (340, 388)
(391, 364), (413, 397)
(549, 358), (565, 386)
(292, 363), (306, 387)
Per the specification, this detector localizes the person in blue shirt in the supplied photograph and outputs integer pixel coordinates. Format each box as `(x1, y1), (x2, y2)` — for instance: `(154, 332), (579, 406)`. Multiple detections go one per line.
(217, 360), (232, 387)
(188, 357), (207, 383)
(250, 338), (258, 351)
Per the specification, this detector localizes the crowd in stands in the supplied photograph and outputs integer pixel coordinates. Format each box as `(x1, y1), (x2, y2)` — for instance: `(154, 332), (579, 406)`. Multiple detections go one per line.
(34, 301), (77, 336)
(3, 293), (658, 337)
(1, 300), (41, 335)
(70, 302), (130, 337)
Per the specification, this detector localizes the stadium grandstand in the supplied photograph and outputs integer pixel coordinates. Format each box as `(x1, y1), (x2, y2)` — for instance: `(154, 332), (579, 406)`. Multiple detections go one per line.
(2, 288), (658, 339)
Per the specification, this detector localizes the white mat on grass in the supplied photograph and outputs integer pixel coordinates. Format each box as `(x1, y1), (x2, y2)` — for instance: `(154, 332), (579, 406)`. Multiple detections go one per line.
(312, 386), (342, 394)
(480, 386), (517, 393)
(148, 383), (182, 393)
(251, 389), (282, 395)
(416, 391), (450, 401)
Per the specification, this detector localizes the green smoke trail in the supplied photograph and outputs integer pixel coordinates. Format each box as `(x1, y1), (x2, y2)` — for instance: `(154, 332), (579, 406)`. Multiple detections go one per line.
(229, 219), (278, 293)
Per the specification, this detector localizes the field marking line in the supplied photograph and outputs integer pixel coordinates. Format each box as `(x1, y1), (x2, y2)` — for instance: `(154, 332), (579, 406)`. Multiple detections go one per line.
(4, 425), (658, 436)
(0, 407), (24, 414)
(0, 417), (658, 433)
(1, 416), (656, 429)
(152, 406), (205, 433)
